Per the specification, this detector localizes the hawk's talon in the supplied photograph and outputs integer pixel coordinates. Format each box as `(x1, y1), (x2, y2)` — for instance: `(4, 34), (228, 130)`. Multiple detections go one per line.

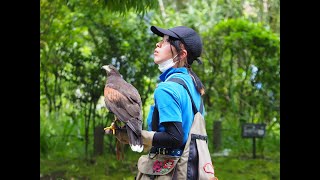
(104, 122), (116, 135)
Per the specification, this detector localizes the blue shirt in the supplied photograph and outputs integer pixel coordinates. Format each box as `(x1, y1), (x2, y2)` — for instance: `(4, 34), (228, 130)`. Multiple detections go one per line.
(147, 67), (204, 146)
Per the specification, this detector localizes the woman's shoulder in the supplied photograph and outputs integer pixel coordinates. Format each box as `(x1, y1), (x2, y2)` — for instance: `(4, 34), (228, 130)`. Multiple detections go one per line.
(155, 81), (186, 99)
(156, 80), (182, 91)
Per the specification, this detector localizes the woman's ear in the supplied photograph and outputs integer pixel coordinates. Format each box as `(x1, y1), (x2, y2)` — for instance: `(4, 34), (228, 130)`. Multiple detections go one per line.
(175, 49), (188, 67)
(176, 49), (187, 62)
(181, 49), (187, 59)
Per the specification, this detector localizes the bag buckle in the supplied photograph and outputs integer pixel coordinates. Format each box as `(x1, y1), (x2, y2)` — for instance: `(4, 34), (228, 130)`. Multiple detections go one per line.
(158, 148), (166, 155)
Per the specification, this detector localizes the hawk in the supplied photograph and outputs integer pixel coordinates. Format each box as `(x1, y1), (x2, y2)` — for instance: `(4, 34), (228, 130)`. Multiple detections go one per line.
(101, 64), (143, 154)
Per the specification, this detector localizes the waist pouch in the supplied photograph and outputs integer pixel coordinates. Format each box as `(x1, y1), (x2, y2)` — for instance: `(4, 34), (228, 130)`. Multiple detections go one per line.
(136, 154), (180, 180)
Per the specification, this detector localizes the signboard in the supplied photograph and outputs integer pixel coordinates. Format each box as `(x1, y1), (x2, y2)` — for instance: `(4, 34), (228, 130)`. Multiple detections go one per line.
(242, 123), (266, 138)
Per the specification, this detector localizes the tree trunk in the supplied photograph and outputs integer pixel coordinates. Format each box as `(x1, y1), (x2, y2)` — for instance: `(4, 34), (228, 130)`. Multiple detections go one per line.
(94, 125), (104, 156)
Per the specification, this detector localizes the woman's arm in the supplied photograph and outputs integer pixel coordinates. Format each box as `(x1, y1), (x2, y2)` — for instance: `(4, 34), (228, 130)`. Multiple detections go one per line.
(152, 122), (184, 149)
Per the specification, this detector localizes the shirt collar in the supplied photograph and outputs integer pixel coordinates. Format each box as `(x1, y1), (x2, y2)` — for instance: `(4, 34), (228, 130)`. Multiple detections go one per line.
(159, 67), (188, 82)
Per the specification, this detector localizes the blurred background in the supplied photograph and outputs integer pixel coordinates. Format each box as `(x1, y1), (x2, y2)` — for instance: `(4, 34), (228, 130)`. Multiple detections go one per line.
(40, 0), (280, 179)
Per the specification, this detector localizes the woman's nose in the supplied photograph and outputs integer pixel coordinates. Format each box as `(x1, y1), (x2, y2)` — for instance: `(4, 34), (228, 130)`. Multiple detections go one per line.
(156, 42), (160, 47)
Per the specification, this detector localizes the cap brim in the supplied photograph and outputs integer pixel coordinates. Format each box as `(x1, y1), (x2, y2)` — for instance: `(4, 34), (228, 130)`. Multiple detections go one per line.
(150, 26), (179, 39)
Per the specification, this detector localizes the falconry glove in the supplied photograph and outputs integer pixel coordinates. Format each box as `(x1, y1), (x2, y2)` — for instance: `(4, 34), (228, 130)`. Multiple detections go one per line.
(105, 128), (156, 151)
(115, 128), (130, 144)
(141, 130), (156, 152)
(104, 127), (130, 144)
(115, 130), (156, 152)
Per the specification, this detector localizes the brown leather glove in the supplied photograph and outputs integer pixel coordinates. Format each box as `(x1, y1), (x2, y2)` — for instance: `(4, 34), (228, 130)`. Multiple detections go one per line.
(105, 127), (129, 144)
(115, 128), (129, 144)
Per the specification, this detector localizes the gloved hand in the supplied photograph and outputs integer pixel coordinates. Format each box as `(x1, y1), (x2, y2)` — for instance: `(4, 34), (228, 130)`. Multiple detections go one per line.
(105, 126), (156, 150)
(141, 130), (155, 152)
(113, 129), (155, 148)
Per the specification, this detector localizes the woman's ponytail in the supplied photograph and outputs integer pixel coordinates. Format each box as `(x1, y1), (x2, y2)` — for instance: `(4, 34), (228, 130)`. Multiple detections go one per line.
(188, 68), (205, 96)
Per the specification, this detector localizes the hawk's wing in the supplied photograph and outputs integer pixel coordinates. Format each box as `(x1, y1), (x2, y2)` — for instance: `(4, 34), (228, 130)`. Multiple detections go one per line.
(107, 79), (142, 108)
(104, 86), (142, 136)
(104, 86), (141, 119)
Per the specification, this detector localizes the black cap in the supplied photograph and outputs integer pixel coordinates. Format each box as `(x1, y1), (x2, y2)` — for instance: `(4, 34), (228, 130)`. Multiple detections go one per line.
(151, 25), (203, 65)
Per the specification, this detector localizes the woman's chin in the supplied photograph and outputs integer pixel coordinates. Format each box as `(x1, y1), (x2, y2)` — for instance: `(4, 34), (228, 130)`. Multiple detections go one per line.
(154, 59), (162, 65)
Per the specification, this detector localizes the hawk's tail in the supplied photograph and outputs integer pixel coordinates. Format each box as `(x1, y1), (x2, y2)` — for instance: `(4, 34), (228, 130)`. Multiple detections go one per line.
(127, 128), (143, 153)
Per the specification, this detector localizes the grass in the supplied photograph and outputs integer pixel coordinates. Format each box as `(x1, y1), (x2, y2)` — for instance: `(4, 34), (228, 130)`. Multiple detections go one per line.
(40, 150), (279, 180)
(213, 154), (280, 180)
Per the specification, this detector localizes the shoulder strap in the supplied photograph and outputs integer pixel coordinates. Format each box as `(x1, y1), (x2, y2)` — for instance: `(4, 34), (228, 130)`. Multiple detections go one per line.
(168, 78), (204, 115)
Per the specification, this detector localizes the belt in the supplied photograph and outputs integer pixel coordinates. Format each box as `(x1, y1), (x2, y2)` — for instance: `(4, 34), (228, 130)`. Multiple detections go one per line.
(149, 147), (182, 157)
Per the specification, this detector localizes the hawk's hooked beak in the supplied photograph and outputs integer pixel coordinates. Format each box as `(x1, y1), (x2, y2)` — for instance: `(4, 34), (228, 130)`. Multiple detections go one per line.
(101, 65), (111, 72)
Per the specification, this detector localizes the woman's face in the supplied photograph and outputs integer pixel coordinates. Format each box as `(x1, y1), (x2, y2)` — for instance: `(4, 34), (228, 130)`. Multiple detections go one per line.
(153, 35), (177, 65)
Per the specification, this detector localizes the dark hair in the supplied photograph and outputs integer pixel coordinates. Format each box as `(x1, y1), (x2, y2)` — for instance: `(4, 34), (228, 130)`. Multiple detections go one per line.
(168, 38), (205, 96)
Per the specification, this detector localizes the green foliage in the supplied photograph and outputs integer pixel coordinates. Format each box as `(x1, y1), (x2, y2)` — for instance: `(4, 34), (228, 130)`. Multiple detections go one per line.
(202, 18), (279, 124)
(101, 0), (159, 15)
(40, 109), (85, 158)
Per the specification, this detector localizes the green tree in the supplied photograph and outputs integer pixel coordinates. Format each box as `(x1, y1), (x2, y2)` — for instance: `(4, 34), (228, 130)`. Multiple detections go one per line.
(202, 18), (279, 153)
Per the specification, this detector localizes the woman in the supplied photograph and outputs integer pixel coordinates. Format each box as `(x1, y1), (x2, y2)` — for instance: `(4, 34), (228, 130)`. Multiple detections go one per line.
(110, 25), (216, 179)
(143, 25), (206, 151)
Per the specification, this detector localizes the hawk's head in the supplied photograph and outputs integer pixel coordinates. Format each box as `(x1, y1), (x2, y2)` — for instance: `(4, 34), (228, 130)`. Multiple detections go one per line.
(101, 64), (119, 75)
